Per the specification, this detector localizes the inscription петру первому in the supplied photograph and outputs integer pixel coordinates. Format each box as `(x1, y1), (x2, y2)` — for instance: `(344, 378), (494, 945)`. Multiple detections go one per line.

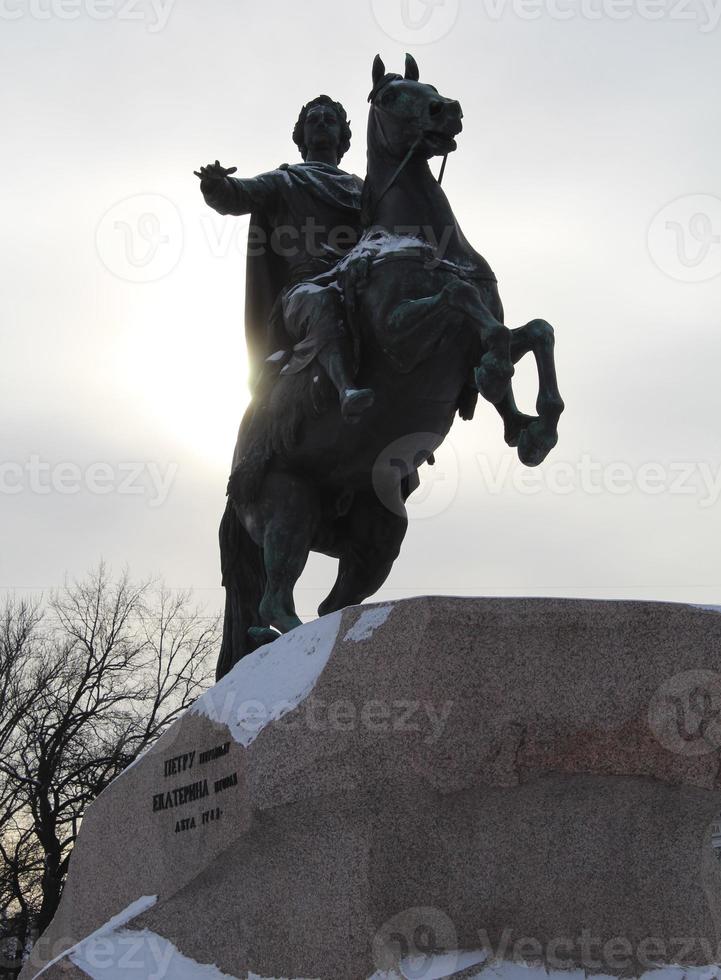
(163, 741), (230, 778)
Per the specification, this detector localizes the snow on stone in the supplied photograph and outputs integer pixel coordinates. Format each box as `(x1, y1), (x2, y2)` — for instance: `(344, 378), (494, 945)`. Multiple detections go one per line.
(464, 964), (721, 980)
(404, 949), (488, 978)
(469, 964), (583, 980)
(368, 963), (721, 980)
(344, 604), (394, 643)
(32, 895), (157, 978)
(191, 611), (342, 748)
(246, 974), (318, 979)
(69, 926), (236, 979)
(37, 933), (721, 980)
(367, 949), (486, 979)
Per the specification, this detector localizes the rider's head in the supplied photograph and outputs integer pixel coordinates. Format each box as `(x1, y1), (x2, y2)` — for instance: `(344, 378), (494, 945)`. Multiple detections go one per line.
(293, 95), (351, 165)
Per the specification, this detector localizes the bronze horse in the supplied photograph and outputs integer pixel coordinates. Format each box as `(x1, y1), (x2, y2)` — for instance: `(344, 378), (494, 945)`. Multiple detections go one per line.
(216, 54), (564, 678)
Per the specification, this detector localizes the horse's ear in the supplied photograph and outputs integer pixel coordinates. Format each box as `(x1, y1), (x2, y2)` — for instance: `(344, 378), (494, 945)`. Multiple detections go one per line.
(372, 54), (386, 87)
(404, 53), (420, 81)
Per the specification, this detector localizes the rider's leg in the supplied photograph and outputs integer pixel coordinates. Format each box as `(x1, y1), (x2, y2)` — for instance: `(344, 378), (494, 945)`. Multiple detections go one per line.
(283, 283), (374, 420)
(316, 327), (375, 420)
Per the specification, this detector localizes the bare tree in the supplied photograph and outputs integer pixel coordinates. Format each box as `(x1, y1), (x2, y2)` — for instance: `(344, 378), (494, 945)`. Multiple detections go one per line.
(0, 565), (219, 978)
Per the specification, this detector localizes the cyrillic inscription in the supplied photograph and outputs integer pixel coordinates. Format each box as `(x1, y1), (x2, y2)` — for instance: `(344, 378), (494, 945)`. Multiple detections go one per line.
(199, 742), (230, 765)
(214, 772), (238, 794)
(154, 740), (239, 836)
(152, 778), (209, 812)
(164, 751), (196, 777)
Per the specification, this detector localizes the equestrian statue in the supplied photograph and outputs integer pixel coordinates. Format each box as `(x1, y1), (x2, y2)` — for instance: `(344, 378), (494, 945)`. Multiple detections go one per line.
(196, 54), (564, 679)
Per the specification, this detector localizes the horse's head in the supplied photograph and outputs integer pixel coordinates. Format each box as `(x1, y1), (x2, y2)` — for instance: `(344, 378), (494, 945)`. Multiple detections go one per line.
(367, 54), (463, 161)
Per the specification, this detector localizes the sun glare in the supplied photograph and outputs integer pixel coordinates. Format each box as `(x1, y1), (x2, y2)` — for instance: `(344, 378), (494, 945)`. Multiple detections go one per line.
(119, 282), (251, 467)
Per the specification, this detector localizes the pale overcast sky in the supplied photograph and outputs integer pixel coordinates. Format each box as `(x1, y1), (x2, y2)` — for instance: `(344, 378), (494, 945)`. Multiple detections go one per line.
(2, 0), (720, 619)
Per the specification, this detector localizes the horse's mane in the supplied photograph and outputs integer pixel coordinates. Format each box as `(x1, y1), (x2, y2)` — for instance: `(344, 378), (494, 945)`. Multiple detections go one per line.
(367, 72), (402, 104)
(360, 179), (374, 229)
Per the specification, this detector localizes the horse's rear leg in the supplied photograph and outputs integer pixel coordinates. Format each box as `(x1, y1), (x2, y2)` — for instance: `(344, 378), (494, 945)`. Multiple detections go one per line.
(501, 318), (565, 466)
(217, 498), (267, 680)
(257, 473), (320, 634)
(319, 491), (408, 617)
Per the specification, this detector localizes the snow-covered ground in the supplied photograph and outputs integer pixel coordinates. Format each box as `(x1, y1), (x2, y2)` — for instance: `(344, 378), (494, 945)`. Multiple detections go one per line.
(70, 926), (236, 979)
(32, 896), (157, 977)
(31, 897), (721, 980)
(37, 929), (721, 980)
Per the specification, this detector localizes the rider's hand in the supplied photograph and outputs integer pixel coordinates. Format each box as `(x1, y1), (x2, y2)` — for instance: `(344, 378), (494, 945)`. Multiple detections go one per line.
(193, 160), (238, 191)
(344, 248), (374, 313)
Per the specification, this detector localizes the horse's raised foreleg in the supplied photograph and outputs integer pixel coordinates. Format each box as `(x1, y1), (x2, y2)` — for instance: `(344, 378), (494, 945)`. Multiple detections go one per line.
(498, 318), (565, 467)
(386, 279), (513, 404)
(318, 490), (408, 617)
(441, 279), (514, 405)
(387, 288), (452, 341)
(254, 471), (320, 635)
(495, 388), (536, 449)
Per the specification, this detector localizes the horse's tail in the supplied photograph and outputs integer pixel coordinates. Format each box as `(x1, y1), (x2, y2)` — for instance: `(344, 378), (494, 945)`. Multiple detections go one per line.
(216, 498), (266, 681)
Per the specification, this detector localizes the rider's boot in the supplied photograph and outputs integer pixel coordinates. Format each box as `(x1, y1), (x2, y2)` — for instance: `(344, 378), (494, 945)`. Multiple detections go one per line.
(320, 343), (375, 422)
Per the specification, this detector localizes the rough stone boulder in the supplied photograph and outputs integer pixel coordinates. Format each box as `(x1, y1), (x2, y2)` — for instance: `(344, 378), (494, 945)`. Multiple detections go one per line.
(21, 597), (721, 979)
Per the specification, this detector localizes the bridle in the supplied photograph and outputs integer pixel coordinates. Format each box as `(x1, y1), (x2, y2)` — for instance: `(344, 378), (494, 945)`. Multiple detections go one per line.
(366, 75), (449, 223)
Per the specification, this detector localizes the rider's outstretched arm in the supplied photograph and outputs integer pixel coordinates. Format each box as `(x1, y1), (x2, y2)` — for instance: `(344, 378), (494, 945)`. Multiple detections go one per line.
(194, 160), (278, 216)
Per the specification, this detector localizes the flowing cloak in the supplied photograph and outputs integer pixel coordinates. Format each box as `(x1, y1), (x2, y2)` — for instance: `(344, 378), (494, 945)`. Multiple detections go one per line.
(201, 161), (364, 390)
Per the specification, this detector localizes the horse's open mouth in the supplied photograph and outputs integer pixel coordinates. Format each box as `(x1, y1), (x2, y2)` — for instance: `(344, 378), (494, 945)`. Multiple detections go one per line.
(424, 131), (459, 153)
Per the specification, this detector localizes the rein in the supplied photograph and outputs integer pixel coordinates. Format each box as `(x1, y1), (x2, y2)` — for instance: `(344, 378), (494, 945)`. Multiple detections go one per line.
(438, 154), (448, 185)
(366, 90), (450, 223)
(366, 132), (450, 223)
(368, 135), (423, 222)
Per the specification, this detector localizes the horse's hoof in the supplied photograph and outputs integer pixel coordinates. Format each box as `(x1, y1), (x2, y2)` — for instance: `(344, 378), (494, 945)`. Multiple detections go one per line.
(475, 357), (514, 405)
(248, 626), (281, 648)
(518, 420), (558, 467)
(504, 412), (536, 448)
